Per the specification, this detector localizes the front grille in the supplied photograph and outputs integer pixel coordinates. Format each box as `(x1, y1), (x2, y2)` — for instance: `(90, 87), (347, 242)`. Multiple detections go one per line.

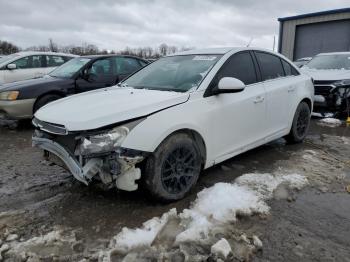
(314, 85), (333, 96)
(313, 80), (336, 97)
(32, 117), (67, 135)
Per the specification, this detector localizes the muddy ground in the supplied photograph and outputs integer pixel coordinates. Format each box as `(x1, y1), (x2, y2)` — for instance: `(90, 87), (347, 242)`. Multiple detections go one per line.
(0, 119), (349, 261)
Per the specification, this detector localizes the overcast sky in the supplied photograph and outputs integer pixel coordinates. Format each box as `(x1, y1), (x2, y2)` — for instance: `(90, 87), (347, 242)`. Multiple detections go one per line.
(0, 0), (348, 51)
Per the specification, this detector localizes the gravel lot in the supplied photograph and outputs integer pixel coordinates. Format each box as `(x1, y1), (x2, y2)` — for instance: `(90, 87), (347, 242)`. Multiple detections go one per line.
(0, 119), (349, 261)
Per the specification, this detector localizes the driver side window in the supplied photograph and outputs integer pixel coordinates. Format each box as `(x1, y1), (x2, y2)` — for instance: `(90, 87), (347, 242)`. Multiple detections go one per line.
(12, 55), (44, 69)
(88, 58), (113, 79)
(216, 52), (258, 85)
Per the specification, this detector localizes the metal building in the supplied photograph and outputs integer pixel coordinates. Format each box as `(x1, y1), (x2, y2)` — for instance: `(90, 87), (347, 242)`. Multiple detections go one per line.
(278, 8), (350, 61)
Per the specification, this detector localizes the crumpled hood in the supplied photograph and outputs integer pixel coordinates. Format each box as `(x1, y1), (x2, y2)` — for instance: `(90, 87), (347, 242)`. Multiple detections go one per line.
(301, 68), (350, 81)
(35, 87), (189, 131)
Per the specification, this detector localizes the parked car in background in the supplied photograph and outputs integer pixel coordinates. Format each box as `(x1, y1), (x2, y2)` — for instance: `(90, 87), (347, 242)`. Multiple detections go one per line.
(0, 51), (77, 84)
(293, 57), (312, 68)
(0, 55), (148, 119)
(32, 47), (313, 201)
(301, 52), (350, 115)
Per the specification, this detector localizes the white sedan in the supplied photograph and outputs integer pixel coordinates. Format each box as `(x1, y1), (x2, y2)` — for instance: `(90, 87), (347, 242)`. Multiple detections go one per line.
(0, 51), (77, 84)
(32, 47), (314, 201)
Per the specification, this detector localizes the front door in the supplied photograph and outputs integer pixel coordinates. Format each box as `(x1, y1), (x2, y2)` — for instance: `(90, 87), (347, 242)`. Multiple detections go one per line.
(205, 51), (267, 162)
(75, 57), (118, 93)
(4, 55), (45, 83)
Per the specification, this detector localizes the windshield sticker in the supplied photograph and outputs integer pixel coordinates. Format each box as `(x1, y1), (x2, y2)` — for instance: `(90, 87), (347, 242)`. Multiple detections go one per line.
(193, 55), (217, 61)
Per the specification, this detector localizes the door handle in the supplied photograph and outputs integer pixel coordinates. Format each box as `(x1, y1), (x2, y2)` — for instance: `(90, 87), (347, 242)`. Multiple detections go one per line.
(253, 96), (264, 104)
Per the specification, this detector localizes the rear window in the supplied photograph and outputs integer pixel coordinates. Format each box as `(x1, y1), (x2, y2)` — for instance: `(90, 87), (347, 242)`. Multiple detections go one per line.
(255, 52), (285, 80)
(282, 59), (299, 76)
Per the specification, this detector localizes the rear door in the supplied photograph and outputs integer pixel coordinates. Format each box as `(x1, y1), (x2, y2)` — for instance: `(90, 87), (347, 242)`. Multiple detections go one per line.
(75, 57), (118, 93)
(254, 51), (290, 136)
(4, 55), (45, 83)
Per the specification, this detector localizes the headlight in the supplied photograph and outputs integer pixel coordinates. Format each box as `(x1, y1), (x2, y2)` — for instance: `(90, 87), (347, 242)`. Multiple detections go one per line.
(0, 91), (19, 101)
(334, 79), (350, 87)
(78, 126), (129, 155)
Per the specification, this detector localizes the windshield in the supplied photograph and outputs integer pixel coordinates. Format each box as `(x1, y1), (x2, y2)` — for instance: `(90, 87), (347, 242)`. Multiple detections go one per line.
(305, 54), (350, 70)
(122, 54), (222, 92)
(0, 54), (20, 65)
(49, 57), (91, 78)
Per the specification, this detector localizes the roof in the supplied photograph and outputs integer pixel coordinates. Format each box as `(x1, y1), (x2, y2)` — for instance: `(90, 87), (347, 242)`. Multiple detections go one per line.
(81, 54), (148, 61)
(168, 47), (286, 57)
(16, 51), (77, 57)
(278, 8), (350, 22)
(170, 47), (239, 56)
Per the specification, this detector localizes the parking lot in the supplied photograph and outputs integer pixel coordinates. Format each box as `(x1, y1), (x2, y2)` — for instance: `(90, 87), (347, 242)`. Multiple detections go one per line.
(0, 118), (349, 261)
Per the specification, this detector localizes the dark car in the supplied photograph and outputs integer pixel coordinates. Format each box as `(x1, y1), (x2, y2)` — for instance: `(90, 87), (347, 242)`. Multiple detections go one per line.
(0, 55), (148, 119)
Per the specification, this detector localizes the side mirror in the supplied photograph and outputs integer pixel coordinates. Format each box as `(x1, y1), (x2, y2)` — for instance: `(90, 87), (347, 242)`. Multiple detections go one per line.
(215, 77), (245, 94)
(7, 64), (17, 70)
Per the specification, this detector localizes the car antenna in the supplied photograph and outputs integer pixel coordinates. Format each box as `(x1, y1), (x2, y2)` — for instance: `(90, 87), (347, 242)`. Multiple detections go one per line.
(246, 38), (254, 47)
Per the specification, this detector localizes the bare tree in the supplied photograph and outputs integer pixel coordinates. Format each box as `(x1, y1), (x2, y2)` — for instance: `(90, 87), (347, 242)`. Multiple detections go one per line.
(48, 38), (58, 52)
(159, 43), (168, 56)
(0, 40), (20, 55)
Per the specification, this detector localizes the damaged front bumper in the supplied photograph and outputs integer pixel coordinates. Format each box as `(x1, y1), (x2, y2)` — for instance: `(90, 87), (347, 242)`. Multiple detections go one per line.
(32, 134), (146, 191)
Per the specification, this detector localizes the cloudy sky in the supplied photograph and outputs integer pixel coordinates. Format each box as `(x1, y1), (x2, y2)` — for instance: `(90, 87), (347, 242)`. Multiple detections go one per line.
(0, 0), (348, 51)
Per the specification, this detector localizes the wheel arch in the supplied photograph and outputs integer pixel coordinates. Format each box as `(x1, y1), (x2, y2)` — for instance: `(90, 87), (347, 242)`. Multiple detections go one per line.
(33, 91), (66, 114)
(300, 97), (313, 112)
(156, 128), (207, 166)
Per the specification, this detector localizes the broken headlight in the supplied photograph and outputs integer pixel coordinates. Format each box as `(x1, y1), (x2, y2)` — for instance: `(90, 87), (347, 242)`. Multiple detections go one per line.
(77, 118), (145, 155)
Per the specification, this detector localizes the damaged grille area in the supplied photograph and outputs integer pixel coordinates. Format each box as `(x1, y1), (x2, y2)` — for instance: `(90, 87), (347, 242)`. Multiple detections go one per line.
(313, 80), (336, 96)
(32, 117), (68, 135)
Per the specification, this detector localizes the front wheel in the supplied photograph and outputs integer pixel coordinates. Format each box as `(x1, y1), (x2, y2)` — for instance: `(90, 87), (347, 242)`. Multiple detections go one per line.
(142, 133), (202, 202)
(285, 102), (311, 144)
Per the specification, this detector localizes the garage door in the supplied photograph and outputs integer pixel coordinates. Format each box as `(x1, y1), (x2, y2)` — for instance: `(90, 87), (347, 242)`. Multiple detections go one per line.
(294, 19), (350, 60)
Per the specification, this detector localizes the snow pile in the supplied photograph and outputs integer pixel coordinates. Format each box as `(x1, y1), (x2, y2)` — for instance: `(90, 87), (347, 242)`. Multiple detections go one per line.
(110, 209), (177, 252)
(211, 238), (232, 259)
(176, 173), (307, 243)
(318, 117), (342, 127)
(106, 172), (307, 256)
(5, 230), (78, 260)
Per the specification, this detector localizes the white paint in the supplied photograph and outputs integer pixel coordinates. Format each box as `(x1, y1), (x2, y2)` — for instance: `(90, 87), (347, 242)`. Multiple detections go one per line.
(35, 88), (189, 131)
(35, 47), (313, 172)
(0, 51), (76, 84)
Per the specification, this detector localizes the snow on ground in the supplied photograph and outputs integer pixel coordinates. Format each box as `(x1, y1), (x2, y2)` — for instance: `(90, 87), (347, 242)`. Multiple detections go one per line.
(110, 209), (177, 252)
(102, 172), (308, 259)
(318, 117), (342, 127)
(4, 229), (79, 260)
(311, 112), (334, 118)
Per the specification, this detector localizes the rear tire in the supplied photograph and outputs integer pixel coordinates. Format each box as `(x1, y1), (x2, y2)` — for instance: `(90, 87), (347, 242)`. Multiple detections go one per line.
(285, 102), (311, 144)
(33, 94), (62, 113)
(142, 133), (202, 202)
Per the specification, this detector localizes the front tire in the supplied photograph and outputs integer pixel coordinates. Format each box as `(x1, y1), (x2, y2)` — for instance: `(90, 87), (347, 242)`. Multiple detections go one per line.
(285, 102), (311, 144)
(143, 133), (202, 202)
